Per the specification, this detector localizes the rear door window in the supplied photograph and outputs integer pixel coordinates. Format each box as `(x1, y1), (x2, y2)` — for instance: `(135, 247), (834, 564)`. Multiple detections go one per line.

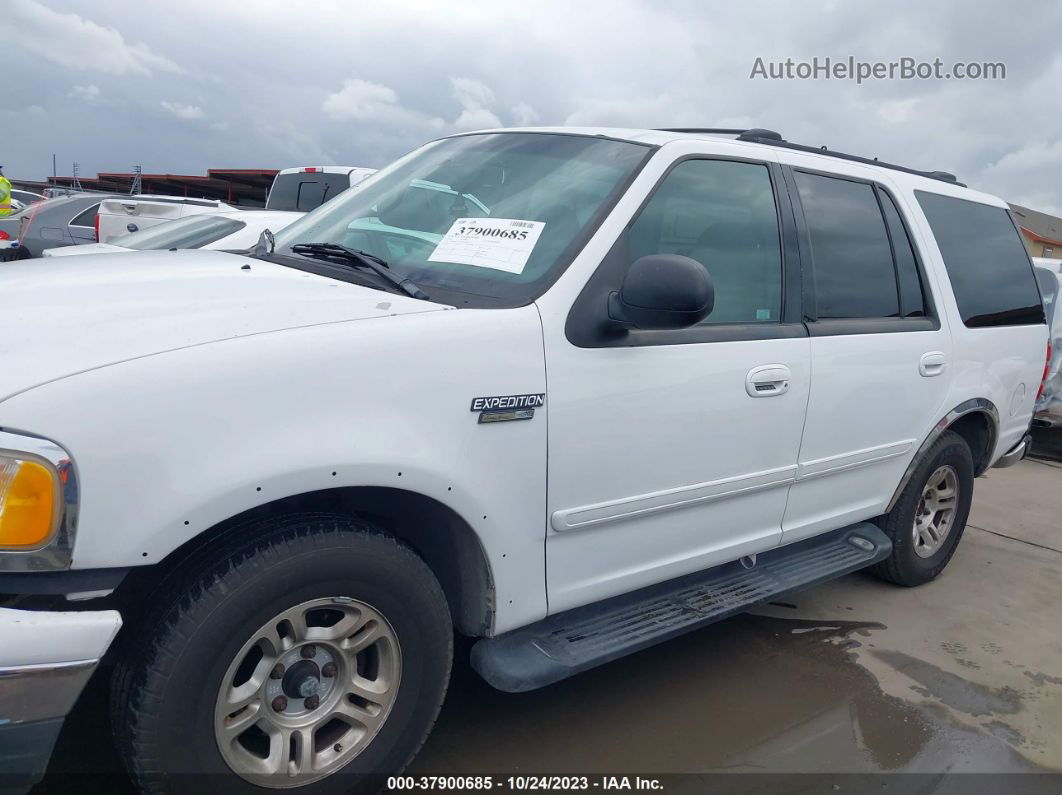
(266, 173), (352, 211)
(879, 192), (927, 318)
(916, 191), (1044, 327)
(794, 172), (899, 319)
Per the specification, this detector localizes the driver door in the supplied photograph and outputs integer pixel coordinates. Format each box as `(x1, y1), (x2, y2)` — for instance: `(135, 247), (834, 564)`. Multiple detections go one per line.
(542, 155), (812, 613)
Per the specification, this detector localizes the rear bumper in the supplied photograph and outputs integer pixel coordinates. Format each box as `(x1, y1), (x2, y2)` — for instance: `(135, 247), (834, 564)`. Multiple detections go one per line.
(993, 433), (1031, 468)
(0, 607), (121, 793)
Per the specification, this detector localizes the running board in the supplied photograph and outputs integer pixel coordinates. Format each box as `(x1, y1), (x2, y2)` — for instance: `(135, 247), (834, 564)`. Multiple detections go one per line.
(471, 523), (890, 692)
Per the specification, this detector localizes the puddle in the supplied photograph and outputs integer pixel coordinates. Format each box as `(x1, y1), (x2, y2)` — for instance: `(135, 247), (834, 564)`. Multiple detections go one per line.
(411, 614), (1035, 775)
(872, 650), (1024, 717)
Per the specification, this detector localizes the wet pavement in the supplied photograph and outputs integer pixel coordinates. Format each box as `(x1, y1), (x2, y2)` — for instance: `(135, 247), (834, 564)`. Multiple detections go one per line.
(34, 460), (1062, 791)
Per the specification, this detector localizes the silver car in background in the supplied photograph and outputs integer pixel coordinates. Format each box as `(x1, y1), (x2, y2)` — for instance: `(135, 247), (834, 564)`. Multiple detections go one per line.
(0, 193), (117, 259)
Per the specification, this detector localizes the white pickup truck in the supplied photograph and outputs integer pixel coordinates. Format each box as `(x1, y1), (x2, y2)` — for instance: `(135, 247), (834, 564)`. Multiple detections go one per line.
(95, 195), (238, 243)
(0, 127), (1047, 793)
(265, 166), (376, 212)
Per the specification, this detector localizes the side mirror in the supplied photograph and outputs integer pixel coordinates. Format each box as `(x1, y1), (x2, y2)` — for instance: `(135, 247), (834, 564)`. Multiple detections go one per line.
(608, 254), (714, 330)
(253, 227), (275, 256)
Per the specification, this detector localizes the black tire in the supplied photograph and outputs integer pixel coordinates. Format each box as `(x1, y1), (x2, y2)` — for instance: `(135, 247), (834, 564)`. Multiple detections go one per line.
(112, 513), (453, 795)
(871, 430), (974, 586)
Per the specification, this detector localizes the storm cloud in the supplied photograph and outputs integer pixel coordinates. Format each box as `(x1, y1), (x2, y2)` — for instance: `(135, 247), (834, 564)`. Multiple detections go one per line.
(6, 0), (1061, 212)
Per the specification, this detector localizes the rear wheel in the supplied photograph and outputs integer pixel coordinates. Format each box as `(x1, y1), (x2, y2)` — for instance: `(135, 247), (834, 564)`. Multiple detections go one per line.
(871, 430), (974, 586)
(113, 514), (452, 794)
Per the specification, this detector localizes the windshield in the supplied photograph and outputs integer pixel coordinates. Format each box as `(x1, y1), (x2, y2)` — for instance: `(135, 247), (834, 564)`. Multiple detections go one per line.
(273, 133), (652, 306)
(110, 214), (246, 250)
(267, 172), (353, 211)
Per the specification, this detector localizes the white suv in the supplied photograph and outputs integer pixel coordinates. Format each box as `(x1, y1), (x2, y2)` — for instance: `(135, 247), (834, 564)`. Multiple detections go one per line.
(0, 127), (1047, 792)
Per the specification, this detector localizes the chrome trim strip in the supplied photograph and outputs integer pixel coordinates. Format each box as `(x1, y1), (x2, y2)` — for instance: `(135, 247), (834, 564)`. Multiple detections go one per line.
(0, 660), (97, 724)
(796, 440), (915, 482)
(993, 433), (1030, 469)
(551, 465), (797, 531)
(0, 429), (80, 571)
(886, 398), (1000, 513)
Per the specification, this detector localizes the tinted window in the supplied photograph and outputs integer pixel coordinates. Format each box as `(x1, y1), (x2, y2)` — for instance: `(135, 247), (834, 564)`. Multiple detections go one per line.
(795, 172), (898, 319)
(627, 159), (782, 324)
(267, 173), (352, 211)
(110, 215), (245, 250)
(916, 192), (1044, 327)
(69, 203), (100, 227)
(880, 191), (927, 318)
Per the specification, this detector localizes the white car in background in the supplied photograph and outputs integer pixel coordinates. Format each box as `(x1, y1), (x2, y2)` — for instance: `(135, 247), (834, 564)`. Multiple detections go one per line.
(265, 166), (376, 211)
(95, 195), (238, 243)
(44, 210), (301, 257)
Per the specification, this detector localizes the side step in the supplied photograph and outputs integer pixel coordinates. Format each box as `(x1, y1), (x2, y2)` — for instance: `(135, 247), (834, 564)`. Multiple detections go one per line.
(471, 523), (891, 692)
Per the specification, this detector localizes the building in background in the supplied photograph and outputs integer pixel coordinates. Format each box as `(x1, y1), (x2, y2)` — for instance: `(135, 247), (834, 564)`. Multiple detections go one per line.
(1011, 203), (1062, 260)
(12, 169), (279, 208)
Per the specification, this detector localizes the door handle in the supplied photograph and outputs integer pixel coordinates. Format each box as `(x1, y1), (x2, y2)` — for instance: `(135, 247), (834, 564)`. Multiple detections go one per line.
(919, 351), (946, 377)
(746, 364), (791, 397)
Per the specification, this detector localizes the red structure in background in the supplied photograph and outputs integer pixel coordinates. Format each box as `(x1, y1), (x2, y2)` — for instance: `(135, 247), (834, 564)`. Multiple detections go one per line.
(22, 168), (280, 207)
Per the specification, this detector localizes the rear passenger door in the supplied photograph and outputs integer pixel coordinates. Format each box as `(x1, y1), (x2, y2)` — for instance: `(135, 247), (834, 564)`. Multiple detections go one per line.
(780, 167), (952, 542)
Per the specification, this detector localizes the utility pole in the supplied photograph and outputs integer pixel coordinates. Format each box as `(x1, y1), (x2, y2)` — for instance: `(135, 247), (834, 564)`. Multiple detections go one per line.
(52, 154), (56, 180)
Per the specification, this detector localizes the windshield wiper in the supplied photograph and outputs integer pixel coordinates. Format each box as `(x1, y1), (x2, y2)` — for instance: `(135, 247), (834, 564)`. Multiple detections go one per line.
(290, 242), (430, 301)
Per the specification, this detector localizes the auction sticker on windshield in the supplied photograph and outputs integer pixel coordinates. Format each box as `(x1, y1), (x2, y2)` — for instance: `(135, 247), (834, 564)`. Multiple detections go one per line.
(428, 218), (545, 274)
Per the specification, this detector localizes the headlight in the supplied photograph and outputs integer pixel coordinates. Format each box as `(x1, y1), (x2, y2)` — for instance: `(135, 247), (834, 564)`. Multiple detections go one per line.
(0, 430), (78, 569)
(0, 453), (61, 548)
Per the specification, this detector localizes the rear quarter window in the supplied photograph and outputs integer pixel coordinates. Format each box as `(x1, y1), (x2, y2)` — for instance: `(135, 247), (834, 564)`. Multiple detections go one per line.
(69, 203), (101, 227)
(916, 191), (1044, 327)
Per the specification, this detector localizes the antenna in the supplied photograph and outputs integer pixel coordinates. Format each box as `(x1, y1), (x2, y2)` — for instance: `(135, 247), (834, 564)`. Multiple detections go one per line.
(130, 164), (142, 195)
(72, 161), (83, 192)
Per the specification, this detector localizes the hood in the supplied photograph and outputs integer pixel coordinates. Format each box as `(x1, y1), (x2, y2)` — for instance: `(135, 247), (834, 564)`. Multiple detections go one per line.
(0, 249), (447, 402)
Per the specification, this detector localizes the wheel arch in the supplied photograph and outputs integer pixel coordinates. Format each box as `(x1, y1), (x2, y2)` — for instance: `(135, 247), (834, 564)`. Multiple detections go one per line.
(886, 398), (999, 512)
(119, 486), (495, 637)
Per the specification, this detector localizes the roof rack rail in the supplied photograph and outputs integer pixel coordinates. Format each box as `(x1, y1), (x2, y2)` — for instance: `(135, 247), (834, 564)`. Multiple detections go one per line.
(656, 128), (963, 186)
(657, 128), (750, 135)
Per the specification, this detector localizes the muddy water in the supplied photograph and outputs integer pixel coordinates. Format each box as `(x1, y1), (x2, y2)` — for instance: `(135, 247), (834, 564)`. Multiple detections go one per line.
(411, 614), (1043, 775)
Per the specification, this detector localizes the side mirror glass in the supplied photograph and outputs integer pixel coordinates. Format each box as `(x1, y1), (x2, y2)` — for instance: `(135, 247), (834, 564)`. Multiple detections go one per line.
(608, 254), (714, 330)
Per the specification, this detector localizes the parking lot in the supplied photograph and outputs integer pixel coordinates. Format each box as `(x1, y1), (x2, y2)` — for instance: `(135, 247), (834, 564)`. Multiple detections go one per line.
(36, 452), (1061, 791)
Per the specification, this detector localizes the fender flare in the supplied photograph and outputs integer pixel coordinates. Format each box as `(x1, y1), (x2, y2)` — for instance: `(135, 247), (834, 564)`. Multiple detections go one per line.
(885, 398), (999, 513)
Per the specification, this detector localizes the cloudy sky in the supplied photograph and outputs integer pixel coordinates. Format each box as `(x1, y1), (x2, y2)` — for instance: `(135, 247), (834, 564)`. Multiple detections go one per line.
(6, 0), (1061, 212)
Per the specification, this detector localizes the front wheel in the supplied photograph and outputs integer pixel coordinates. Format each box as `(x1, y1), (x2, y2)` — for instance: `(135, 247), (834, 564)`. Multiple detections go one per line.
(871, 430), (974, 586)
(113, 515), (453, 794)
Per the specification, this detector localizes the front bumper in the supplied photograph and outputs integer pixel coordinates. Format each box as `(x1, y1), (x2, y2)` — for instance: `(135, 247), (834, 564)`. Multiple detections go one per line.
(993, 433), (1031, 468)
(0, 607), (121, 793)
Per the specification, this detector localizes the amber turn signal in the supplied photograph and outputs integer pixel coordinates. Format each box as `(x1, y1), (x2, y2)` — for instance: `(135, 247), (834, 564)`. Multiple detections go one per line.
(0, 455), (59, 549)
